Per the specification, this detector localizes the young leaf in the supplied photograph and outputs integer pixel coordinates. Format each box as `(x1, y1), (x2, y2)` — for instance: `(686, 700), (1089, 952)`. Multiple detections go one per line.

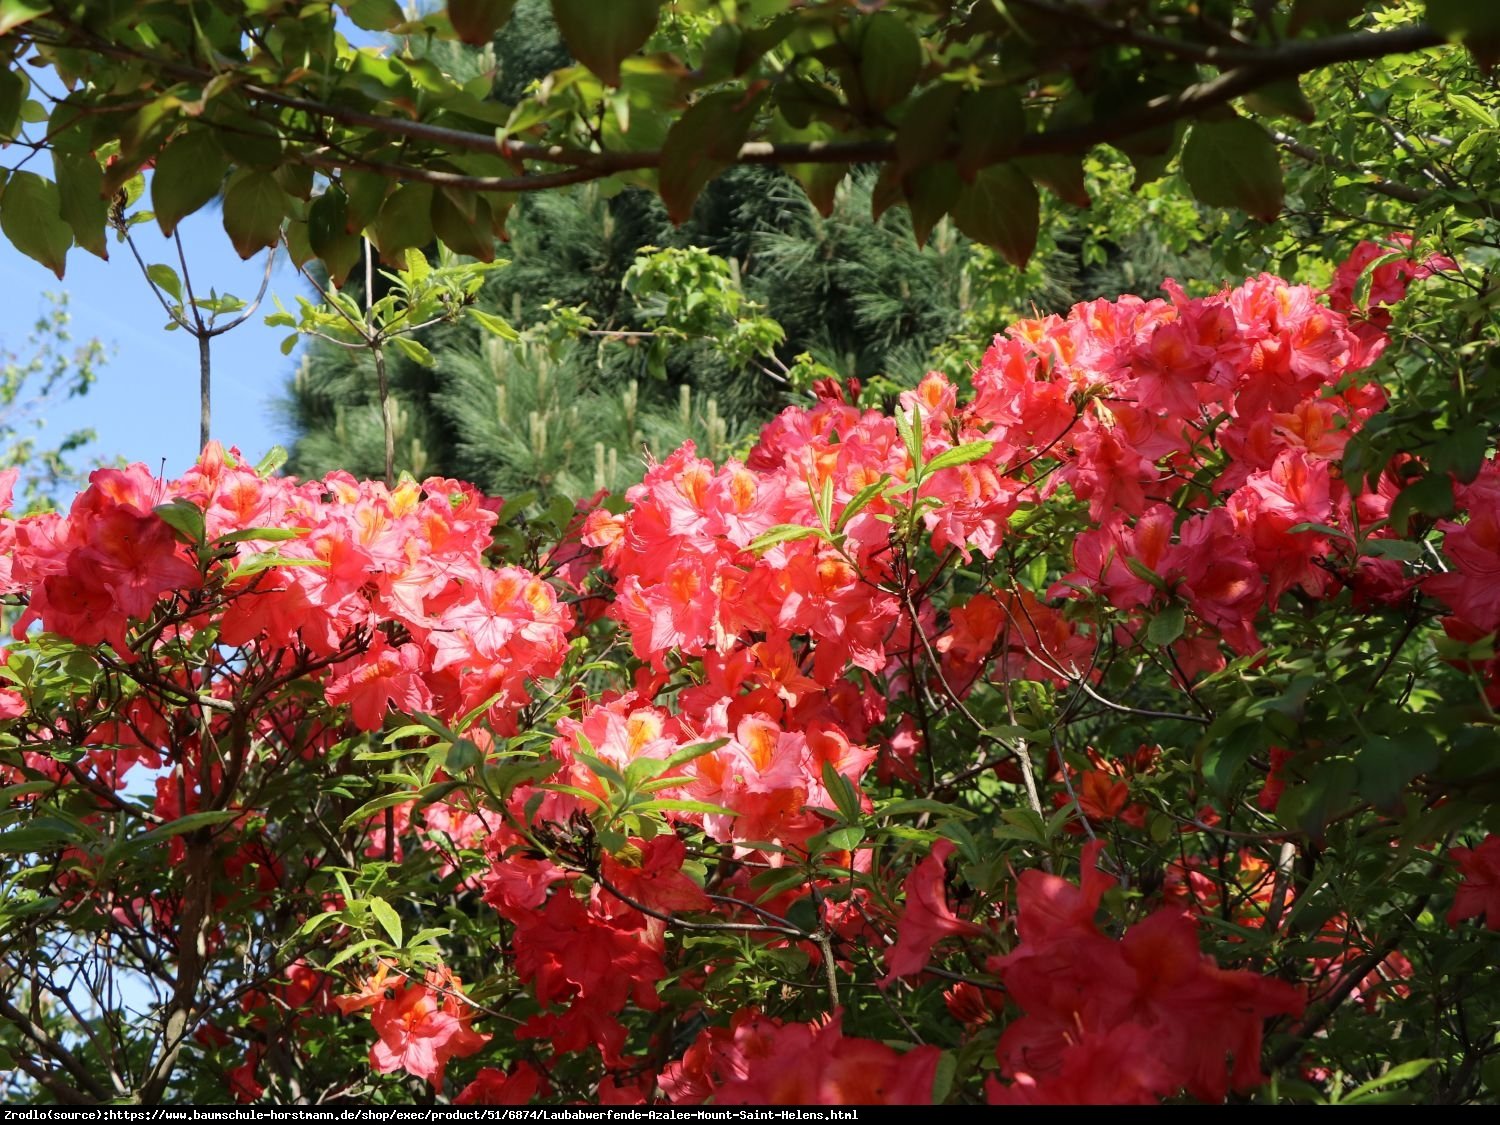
(146, 263), (184, 303)
(256, 445), (289, 477)
(467, 307), (519, 340)
(391, 335), (435, 368)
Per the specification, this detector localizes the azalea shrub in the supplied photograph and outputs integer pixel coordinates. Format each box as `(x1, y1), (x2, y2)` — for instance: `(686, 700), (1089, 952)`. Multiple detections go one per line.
(4, 242), (1500, 1106)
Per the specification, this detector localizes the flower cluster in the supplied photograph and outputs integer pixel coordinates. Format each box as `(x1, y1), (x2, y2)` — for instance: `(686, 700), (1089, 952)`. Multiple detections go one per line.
(3, 240), (1491, 1107)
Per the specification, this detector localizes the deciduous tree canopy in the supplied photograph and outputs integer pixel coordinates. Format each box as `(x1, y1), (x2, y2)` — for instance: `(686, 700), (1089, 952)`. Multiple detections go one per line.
(0, 1), (1492, 279)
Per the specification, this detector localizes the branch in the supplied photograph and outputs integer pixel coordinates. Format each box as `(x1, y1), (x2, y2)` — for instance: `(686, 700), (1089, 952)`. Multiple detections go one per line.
(23, 23), (1449, 196)
(1269, 901), (1429, 1070)
(1272, 130), (1432, 204)
(0, 993), (111, 1102)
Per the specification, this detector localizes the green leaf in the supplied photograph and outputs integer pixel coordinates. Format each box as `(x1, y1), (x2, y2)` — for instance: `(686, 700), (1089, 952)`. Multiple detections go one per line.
(1360, 538), (1422, 562)
(663, 737), (730, 771)
(367, 896), (403, 947)
(467, 307), (518, 340)
(370, 182), (434, 261)
(1017, 153), (1090, 208)
(551, 0), (662, 86)
(836, 475), (890, 533)
(1287, 521), (1353, 542)
(923, 440), (994, 475)
(1389, 473), (1455, 535)
(1341, 1058), (1437, 1104)
(658, 88), (763, 224)
(1430, 423), (1490, 485)
(255, 446), (288, 478)
(950, 163), (1039, 268)
(153, 499), (205, 544)
(432, 187), (496, 261)
(894, 401), (923, 468)
(1180, 117), (1284, 222)
(748, 523), (821, 552)
(820, 761), (862, 823)
(878, 798), (975, 819)
(895, 83), (960, 173)
(0, 66), (22, 140)
(821, 825), (865, 853)
(0, 171), (72, 278)
(448, 0), (518, 44)
(348, 0), (404, 31)
(221, 169), (286, 258)
(444, 738), (483, 773)
(308, 189), (362, 285)
(937, 819), (980, 864)
(640, 797), (736, 817)
(152, 130), (228, 238)
(215, 527), (304, 548)
(858, 11), (923, 113)
(1146, 603), (1186, 647)
(0, 820), (79, 853)
(481, 758), (558, 799)
(146, 263), (183, 303)
(1355, 732), (1439, 808)
(325, 936), (384, 970)
(1123, 556), (1167, 590)
(1452, 95), (1498, 130)
(294, 911), (344, 940)
(931, 1050), (958, 1104)
(0, 0), (50, 36)
(134, 810), (240, 847)
(227, 551), (325, 581)
(956, 87), (1024, 176)
(53, 150), (109, 259)
(1243, 78), (1316, 123)
(390, 335), (435, 368)
(904, 160), (960, 248)
(341, 790), (421, 831)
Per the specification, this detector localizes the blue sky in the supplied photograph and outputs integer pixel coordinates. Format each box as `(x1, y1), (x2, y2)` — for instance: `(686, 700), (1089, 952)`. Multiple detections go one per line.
(0, 6), (388, 482)
(0, 198), (304, 477)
